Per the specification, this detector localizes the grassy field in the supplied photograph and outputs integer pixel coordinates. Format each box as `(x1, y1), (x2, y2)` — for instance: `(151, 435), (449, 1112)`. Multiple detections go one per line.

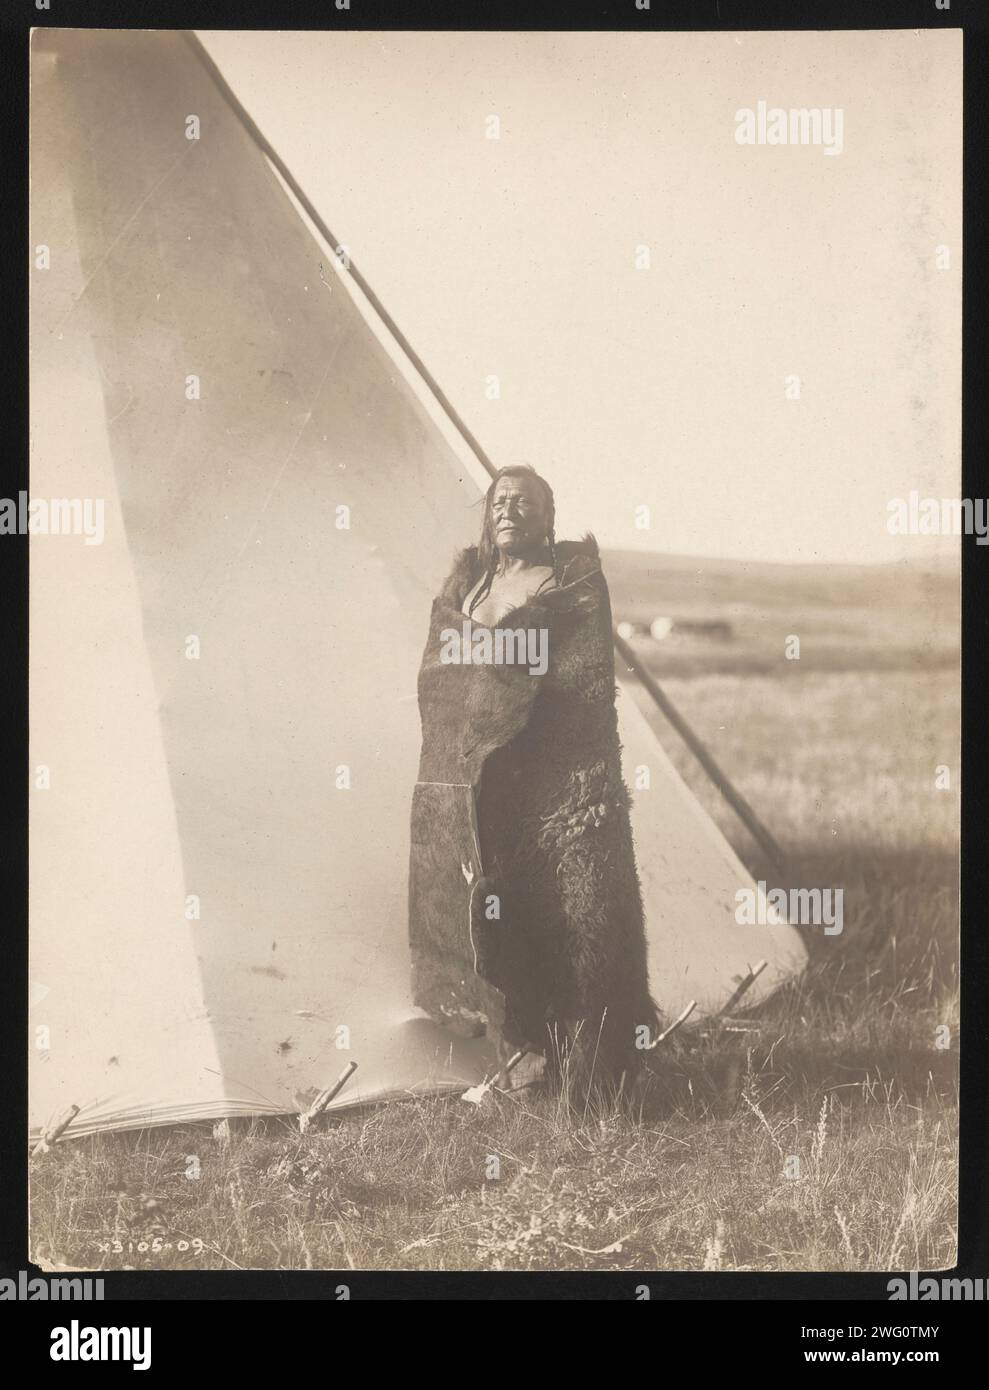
(30, 555), (959, 1274)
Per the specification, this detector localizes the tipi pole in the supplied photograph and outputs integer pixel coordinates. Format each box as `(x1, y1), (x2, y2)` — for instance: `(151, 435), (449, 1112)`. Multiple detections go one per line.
(614, 631), (785, 870)
(183, 33), (499, 482)
(185, 32), (784, 863)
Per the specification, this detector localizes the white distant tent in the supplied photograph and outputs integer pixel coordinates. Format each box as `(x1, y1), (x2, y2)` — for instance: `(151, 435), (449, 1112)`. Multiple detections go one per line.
(29, 30), (806, 1141)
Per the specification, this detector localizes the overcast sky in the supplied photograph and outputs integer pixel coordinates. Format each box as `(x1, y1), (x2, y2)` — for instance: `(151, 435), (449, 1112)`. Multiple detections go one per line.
(201, 29), (961, 564)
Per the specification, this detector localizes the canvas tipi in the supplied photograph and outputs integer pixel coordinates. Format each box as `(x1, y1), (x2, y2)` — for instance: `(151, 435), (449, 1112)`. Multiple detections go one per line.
(29, 30), (806, 1141)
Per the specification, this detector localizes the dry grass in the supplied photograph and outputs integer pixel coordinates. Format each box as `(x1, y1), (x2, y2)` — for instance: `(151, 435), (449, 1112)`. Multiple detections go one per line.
(30, 1026), (956, 1272)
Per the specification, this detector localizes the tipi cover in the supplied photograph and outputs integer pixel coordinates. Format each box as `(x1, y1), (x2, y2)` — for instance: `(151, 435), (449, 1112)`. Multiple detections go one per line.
(29, 29), (806, 1141)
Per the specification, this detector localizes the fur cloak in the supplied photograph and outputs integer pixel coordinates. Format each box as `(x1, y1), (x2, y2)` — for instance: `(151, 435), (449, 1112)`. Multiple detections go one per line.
(409, 537), (657, 1087)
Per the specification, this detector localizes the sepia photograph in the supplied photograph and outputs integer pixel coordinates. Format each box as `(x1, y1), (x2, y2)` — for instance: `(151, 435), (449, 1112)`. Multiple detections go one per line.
(27, 23), (961, 1278)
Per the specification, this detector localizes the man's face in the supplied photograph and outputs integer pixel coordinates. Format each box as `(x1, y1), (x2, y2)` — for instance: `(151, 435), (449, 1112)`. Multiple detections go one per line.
(490, 476), (548, 556)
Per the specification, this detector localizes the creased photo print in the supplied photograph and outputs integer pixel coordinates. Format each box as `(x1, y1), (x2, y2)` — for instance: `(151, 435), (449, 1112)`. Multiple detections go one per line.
(29, 27), (960, 1275)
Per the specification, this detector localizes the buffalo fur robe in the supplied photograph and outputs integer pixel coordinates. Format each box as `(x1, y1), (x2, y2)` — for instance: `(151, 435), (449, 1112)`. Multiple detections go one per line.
(409, 537), (657, 1088)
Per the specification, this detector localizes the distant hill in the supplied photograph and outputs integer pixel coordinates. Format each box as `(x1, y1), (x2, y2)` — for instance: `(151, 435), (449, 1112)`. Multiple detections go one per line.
(602, 550), (959, 677)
